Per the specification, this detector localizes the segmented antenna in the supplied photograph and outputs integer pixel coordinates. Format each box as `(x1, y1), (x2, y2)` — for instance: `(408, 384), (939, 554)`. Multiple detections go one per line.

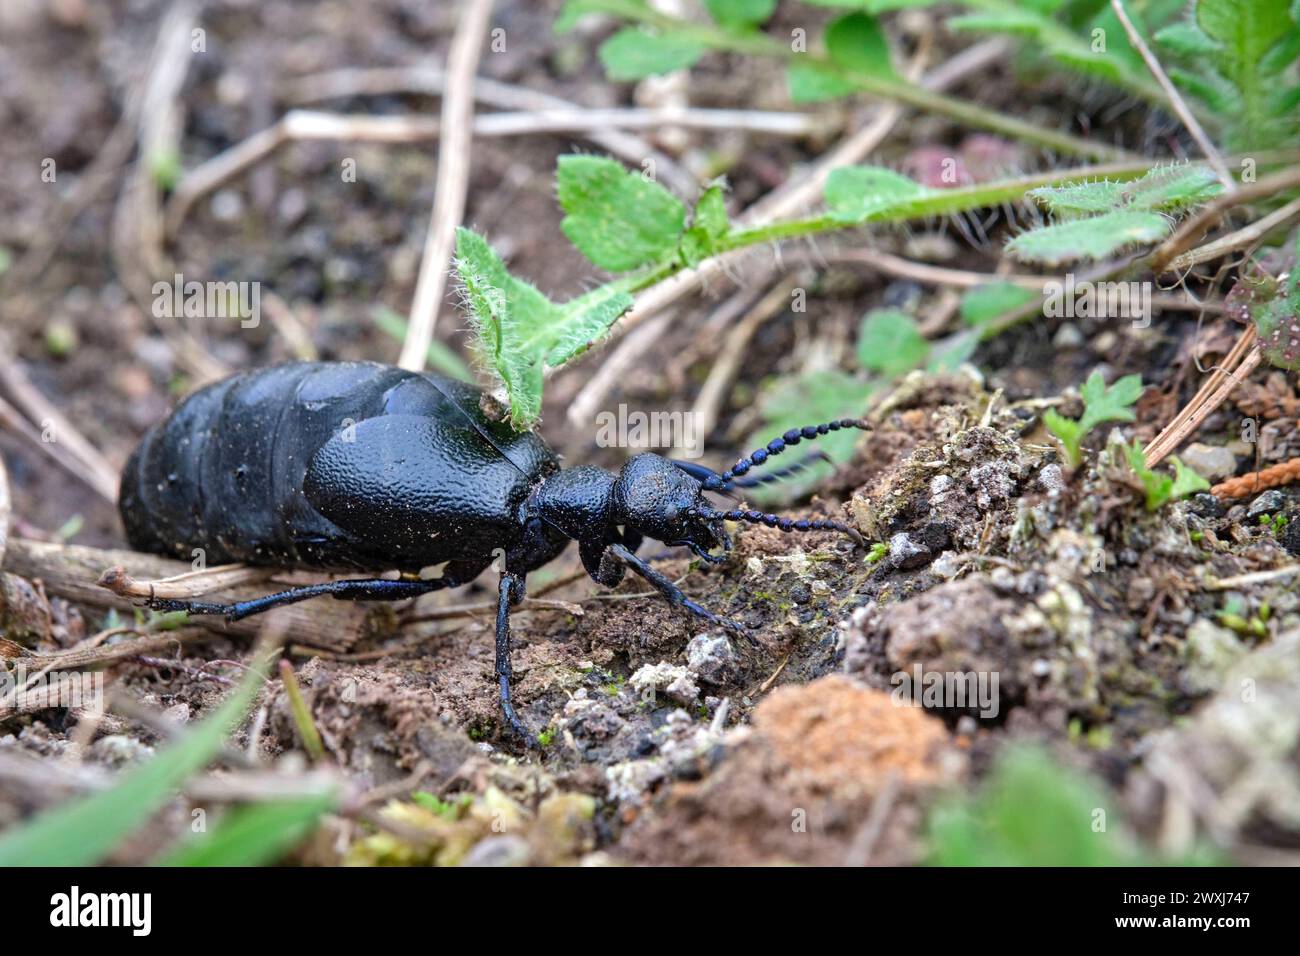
(698, 419), (870, 492)
(673, 450), (832, 491)
(693, 506), (863, 546)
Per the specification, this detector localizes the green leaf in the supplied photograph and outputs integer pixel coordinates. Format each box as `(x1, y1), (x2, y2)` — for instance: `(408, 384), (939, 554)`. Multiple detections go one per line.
(159, 793), (336, 866)
(557, 155), (687, 272)
(1078, 369), (1143, 435)
(787, 61), (860, 103)
(824, 165), (928, 222)
(371, 305), (474, 382)
(825, 12), (897, 79)
(1044, 370), (1142, 469)
(1043, 409), (1084, 469)
(0, 648), (273, 866)
(1117, 164), (1224, 212)
(455, 228), (634, 429)
(1006, 210), (1171, 265)
(1126, 441), (1174, 510)
(960, 282), (1036, 327)
(1026, 179), (1127, 214)
(857, 308), (929, 375)
(598, 27), (705, 81)
(927, 327), (979, 371)
(1170, 456), (1212, 500)
(927, 747), (1217, 866)
(1178, 0), (1300, 148)
(1027, 165), (1223, 216)
(1154, 21), (1219, 57)
(679, 184), (731, 267)
(705, 0), (775, 27)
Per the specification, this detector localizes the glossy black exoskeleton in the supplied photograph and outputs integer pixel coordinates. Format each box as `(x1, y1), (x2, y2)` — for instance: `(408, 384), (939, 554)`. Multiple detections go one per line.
(120, 361), (867, 742)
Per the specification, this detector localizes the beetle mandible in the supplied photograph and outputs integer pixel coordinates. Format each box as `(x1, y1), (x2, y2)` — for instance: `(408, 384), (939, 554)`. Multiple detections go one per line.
(119, 361), (867, 743)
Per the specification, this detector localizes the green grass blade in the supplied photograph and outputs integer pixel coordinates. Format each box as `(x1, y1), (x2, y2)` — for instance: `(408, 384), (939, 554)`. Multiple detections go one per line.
(159, 793), (336, 867)
(0, 650), (272, 866)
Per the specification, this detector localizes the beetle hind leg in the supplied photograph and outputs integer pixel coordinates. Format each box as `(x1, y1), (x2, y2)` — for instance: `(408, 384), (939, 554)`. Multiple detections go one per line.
(147, 576), (454, 622)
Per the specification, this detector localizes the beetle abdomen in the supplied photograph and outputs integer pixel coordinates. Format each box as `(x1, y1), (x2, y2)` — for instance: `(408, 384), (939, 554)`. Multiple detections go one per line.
(120, 361), (559, 572)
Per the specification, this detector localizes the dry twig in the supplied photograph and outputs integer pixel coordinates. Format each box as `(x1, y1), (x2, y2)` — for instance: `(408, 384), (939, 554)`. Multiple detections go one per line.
(398, 0), (496, 372)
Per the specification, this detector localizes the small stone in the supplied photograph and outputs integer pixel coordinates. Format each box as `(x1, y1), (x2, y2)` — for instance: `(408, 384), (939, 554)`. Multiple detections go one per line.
(1037, 463), (1065, 494)
(1246, 489), (1288, 520)
(1053, 323), (1084, 349)
(1183, 619), (1247, 693)
(1180, 443), (1237, 482)
(630, 662), (699, 705)
(888, 532), (931, 570)
(1189, 493), (1225, 519)
(685, 633), (738, 684)
(462, 835), (530, 867)
(1279, 516), (1300, 556)
(210, 189), (244, 223)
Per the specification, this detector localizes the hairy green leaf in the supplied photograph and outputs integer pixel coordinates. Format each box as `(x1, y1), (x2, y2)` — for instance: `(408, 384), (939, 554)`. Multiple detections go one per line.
(857, 309), (929, 375)
(928, 746), (1218, 865)
(1006, 210), (1171, 265)
(456, 228), (633, 429)
(598, 27), (704, 80)
(824, 165), (928, 222)
(557, 155), (687, 271)
(679, 184), (731, 267)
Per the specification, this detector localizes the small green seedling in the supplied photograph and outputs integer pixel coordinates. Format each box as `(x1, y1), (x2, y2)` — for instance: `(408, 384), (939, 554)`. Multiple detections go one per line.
(1043, 369), (1143, 469)
(1124, 441), (1210, 510)
(865, 541), (889, 564)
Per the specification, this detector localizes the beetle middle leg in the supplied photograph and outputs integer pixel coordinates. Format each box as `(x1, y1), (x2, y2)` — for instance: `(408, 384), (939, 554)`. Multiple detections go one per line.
(493, 570), (537, 745)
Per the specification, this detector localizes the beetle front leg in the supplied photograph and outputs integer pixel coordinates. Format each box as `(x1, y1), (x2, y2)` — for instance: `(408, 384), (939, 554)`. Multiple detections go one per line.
(602, 543), (746, 634)
(494, 570), (535, 746)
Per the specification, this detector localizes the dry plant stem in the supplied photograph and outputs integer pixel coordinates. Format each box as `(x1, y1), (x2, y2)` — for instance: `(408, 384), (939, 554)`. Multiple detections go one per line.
(1168, 196), (1300, 272)
(1207, 564), (1300, 589)
(398, 0), (496, 372)
(1211, 458), (1300, 499)
(1143, 326), (1255, 465)
(1149, 166), (1300, 273)
(97, 561), (272, 600)
(1, 538), (362, 651)
(0, 337), (120, 503)
(1110, 0), (1233, 190)
(109, 2), (228, 383)
(164, 107), (826, 233)
(819, 248), (1223, 312)
(292, 67), (696, 199)
(1144, 343), (1262, 468)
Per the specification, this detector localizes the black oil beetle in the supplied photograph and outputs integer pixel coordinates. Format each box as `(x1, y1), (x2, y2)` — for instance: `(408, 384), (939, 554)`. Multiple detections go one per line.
(120, 361), (867, 742)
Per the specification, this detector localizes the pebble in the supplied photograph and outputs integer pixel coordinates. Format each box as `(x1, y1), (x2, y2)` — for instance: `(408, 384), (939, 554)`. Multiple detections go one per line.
(1179, 443), (1237, 482)
(1247, 490), (1288, 519)
(685, 633), (738, 685)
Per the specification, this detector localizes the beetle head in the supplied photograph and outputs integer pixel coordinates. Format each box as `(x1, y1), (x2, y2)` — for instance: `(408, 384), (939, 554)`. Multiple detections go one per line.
(612, 453), (729, 557)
